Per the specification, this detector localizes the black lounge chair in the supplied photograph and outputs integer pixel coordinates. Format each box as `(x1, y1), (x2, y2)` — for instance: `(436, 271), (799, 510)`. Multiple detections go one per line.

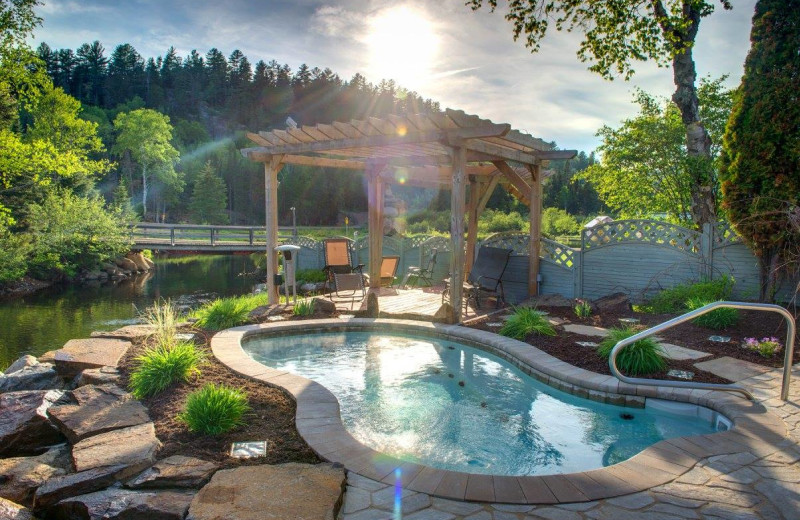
(443, 246), (512, 309)
(322, 238), (365, 299)
(401, 248), (438, 289)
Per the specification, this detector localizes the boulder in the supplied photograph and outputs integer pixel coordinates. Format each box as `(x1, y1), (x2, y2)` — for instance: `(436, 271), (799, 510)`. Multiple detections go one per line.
(75, 367), (122, 388)
(48, 385), (151, 443)
(5, 355), (39, 374)
(37, 351), (58, 364)
(0, 497), (36, 520)
(521, 294), (574, 307)
(247, 304), (281, 321)
(312, 297), (336, 315)
(47, 488), (194, 520)
(186, 463), (345, 520)
(114, 257), (139, 272)
(71, 422), (160, 477)
(434, 303), (456, 324)
(0, 363), (63, 393)
(126, 456), (218, 489)
(365, 291), (379, 317)
(33, 464), (130, 510)
(142, 256), (155, 269)
(0, 445), (71, 506)
(100, 262), (116, 273)
(0, 390), (67, 457)
(592, 292), (633, 314)
(53, 338), (131, 377)
(89, 324), (156, 341)
(127, 253), (150, 272)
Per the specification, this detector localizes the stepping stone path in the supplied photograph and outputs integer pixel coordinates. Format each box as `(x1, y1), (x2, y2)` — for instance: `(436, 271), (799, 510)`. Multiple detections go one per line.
(71, 422), (160, 477)
(54, 337), (131, 377)
(0, 390), (66, 457)
(667, 369), (694, 380)
(126, 455), (218, 489)
(563, 324), (610, 337)
(693, 356), (773, 382)
(187, 463), (345, 520)
(48, 384), (151, 443)
(658, 343), (711, 361)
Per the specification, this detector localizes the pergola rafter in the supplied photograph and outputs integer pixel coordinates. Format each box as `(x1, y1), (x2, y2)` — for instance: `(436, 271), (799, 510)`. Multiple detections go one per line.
(241, 109), (576, 323)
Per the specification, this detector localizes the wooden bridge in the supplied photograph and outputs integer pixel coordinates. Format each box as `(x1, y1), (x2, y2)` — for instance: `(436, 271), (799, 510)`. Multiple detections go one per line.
(129, 223), (297, 252)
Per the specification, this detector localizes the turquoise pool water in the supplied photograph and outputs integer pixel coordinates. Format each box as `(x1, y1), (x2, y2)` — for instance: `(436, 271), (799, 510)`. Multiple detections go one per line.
(243, 331), (722, 476)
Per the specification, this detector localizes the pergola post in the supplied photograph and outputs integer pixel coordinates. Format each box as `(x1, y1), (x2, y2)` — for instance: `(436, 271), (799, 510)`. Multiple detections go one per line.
(450, 146), (467, 323)
(366, 162), (385, 289)
(528, 163), (542, 297)
(465, 176), (480, 274)
(265, 155), (283, 305)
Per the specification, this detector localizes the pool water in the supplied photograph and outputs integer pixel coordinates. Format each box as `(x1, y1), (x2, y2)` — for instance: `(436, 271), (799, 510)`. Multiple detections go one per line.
(243, 331), (721, 476)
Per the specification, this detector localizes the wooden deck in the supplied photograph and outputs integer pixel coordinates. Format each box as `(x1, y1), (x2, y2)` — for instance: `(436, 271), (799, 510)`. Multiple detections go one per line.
(329, 285), (502, 322)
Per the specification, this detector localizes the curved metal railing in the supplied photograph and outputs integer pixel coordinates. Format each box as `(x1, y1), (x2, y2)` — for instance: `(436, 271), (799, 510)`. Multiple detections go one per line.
(609, 301), (797, 401)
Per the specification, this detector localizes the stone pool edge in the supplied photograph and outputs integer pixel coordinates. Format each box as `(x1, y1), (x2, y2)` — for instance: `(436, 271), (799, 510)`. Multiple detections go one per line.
(210, 318), (788, 504)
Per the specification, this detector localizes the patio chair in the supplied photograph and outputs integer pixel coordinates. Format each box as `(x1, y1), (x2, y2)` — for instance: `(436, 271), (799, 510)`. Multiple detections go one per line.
(378, 255), (400, 287)
(442, 246), (512, 309)
(322, 238), (365, 299)
(400, 248), (438, 288)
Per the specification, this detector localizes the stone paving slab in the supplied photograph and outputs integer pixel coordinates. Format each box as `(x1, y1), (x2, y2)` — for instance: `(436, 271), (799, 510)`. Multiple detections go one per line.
(657, 343), (711, 361)
(561, 324), (609, 337)
(693, 356), (772, 382)
(54, 338), (131, 377)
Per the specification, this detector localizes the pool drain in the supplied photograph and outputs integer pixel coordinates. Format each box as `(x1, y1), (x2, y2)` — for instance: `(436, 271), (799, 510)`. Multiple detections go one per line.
(620, 413), (635, 420)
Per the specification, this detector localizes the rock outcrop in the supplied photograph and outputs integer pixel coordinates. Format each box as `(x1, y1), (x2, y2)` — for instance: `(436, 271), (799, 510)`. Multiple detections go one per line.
(53, 338), (131, 377)
(126, 456), (218, 489)
(33, 464), (130, 510)
(48, 385), (151, 443)
(74, 366), (122, 387)
(187, 463), (346, 520)
(0, 390), (66, 457)
(89, 324), (157, 341)
(71, 422), (160, 478)
(0, 445), (71, 506)
(48, 488), (194, 520)
(0, 363), (63, 393)
(4, 356), (39, 374)
(0, 497), (36, 520)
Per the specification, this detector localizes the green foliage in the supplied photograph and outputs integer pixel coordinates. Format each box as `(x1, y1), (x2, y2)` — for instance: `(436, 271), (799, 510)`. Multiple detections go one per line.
(189, 161), (228, 224)
(499, 306), (556, 340)
(478, 209), (528, 234)
(178, 383), (250, 435)
(543, 151), (604, 216)
(743, 337), (782, 358)
(405, 210), (450, 234)
(296, 269), (326, 283)
(574, 298), (592, 318)
(129, 342), (205, 399)
(26, 190), (130, 279)
(0, 221), (30, 283)
(293, 298), (315, 316)
(541, 207), (580, 237)
(142, 299), (180, 345)
(193, 292), (268, 330)
(719, 0), (800, 300)
(686, 298), (739, 330)
(645, 276), (734, 314)
(597, 327), (666, 376)
(579, 80), (733, 224)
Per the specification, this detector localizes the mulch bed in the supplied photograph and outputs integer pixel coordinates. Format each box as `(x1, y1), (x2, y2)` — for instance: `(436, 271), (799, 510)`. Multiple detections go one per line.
(117, 330), (320, 470)
(468, 303), (799, 386)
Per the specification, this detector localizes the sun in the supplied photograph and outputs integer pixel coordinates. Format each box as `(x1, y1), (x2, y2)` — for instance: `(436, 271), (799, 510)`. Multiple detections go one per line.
(365, 6), (438, 92)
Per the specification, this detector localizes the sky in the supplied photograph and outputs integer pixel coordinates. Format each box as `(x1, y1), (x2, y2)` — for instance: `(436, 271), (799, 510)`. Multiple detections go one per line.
(33, 0), (758, 153)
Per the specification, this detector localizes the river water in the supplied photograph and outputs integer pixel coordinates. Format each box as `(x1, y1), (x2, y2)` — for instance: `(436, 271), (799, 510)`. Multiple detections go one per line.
(0, 254), (259, 368)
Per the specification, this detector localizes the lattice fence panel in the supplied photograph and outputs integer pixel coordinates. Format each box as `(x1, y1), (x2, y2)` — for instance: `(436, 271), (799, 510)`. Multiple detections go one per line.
(481, 232), (530, 255)
(541, 238), (576, 269)
(714, 222), (743, 247)
(582, 220), (702, 255)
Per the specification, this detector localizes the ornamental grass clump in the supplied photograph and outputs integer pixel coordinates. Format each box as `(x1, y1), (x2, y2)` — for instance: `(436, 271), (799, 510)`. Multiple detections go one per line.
(499, 306), (556, 340)
(293, 298), (315, 316)
(597, 327), (666, 376)
(645, 276), (734, 314)
(178, 383), (250, 435)
(743, 337), (782, 358)
(143, 299), (180, 347)
(685, 297), (739, 330)
(129, 342), (205, 398)
(193, 297), (252, 330)
(574, 298), (592, 318)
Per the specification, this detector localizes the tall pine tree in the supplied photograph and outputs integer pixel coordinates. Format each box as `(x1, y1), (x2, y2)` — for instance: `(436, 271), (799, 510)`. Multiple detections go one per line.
(720, 0), (800, 300)
(190, 161), (228, 224)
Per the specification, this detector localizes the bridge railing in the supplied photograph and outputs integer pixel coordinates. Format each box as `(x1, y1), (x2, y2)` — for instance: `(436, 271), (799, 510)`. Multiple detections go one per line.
(130, 223), (296, 248)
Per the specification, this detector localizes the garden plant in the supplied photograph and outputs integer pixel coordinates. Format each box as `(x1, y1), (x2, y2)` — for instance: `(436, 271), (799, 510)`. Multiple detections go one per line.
(499, 306), (556, 340)
(178, 383), (250, 435)
(597, 327), (666, 376)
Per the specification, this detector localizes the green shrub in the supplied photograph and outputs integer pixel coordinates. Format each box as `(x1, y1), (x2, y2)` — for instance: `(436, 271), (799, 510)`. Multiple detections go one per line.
(686, 298), (740, 329)
(478, 210), (528, 234)
(0, 224), (31, 284)
(597, 327), (666, 376)
(645, 276), (734, 313)
(296, 269), (326, 283)
(293, 298), (315, 316)
(193, 292), (268, 330)
(499, 307), (556, 340)
(405, 210), (450, 234)
(541, 208), (581, 237)
(178, 383), (250, 435)
(129, 342), (205, 398)
(26, 190), (131, 279)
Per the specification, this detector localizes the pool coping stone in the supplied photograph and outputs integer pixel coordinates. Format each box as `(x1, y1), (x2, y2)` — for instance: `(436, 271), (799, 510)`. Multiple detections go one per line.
(210, 318), (788, 504)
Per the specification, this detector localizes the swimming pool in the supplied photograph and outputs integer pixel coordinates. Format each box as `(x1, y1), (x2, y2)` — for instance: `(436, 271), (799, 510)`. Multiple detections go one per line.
(242, 330), (726, 476)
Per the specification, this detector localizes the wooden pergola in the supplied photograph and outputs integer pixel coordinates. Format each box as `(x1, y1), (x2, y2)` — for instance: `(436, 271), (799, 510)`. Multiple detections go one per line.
(241, 109), (576, 323)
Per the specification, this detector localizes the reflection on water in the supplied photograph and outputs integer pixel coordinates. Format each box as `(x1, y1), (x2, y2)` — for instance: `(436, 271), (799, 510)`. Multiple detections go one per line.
(0, 254), (257, 366)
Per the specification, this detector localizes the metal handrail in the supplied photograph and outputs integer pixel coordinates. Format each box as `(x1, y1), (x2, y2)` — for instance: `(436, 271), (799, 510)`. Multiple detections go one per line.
(609, 301), (797, 401)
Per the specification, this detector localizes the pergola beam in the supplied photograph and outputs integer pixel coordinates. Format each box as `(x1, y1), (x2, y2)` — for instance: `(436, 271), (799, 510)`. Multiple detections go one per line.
(492, 160), (532, 197)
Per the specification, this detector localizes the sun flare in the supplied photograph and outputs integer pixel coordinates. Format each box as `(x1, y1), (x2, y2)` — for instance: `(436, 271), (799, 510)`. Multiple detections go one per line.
(365, 6), (438, 92)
